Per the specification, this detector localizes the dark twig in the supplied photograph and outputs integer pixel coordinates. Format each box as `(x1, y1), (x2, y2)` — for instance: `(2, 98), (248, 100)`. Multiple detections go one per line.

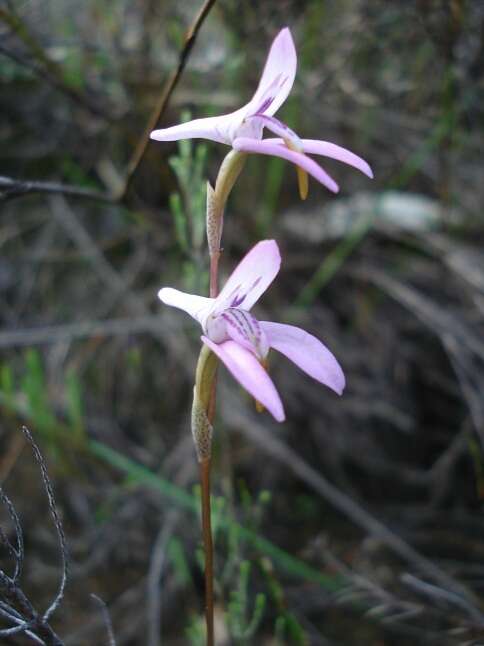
(20, 427), (68, 622)
(0, 571), (63, 644)
(0, 488), (24, 581)
(0, 1), (217, 204)
(0, 428), (67, 644)
(0, 176), (114, 204)
(120, 0), (218, 198)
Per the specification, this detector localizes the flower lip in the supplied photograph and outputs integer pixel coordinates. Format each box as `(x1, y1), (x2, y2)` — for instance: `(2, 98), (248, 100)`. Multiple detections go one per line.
(245, 114), (303, 151)
(221, 308), (269, 360)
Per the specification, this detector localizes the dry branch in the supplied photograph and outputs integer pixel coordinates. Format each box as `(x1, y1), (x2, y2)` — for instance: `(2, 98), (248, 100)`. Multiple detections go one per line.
(120, 0), (218, 198)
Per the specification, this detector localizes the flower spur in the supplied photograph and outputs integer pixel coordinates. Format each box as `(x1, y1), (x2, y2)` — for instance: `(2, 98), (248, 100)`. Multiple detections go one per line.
(159, 240), (345, 421)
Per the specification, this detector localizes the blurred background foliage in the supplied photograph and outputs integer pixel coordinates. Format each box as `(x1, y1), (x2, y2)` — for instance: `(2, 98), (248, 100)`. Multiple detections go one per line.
(1, 0), (484, 643)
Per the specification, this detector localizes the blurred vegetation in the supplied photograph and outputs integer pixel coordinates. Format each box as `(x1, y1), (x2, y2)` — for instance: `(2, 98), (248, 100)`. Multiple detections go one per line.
(1, 0), (484, 644)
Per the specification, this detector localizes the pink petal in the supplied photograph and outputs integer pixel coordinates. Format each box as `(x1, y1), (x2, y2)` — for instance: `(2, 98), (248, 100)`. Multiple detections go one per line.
(158, 287), (214, 327)
(264, 138), (373, 178)
(260, 322), (345, 395)
(202, 336), (285, 422)
(302, 140), (373, 178)
(214, 240), (281, 313)
(233, 138), (339, 193)
(243, 27), (297, 119)
(150, 115), (232, 145)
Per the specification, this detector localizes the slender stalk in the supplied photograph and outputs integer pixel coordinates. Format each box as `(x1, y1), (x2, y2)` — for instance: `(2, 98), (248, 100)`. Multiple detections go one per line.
(199, 149), (246, 645)
(200, 458), (214, 646)
(200, 250), (219, 646)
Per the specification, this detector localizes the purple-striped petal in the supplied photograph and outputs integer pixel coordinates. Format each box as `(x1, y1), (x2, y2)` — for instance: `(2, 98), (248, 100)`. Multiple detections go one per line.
(263, 138), (373, 178)
(158, 287), (214, 327)
(243, 27), (297, 119)
(202, 336), (285, 422)
(260, 321), (345, 395)
(214, 240), (281, 313)
(233, 138), (339, 193)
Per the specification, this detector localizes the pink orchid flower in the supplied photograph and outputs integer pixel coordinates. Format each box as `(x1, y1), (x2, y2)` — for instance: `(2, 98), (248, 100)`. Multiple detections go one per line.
(150, 27), (372, 196)
(159, 240), (345, 422)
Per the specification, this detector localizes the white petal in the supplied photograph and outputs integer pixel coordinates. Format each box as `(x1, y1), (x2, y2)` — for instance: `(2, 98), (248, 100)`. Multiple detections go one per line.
(158, 287), (214, 327)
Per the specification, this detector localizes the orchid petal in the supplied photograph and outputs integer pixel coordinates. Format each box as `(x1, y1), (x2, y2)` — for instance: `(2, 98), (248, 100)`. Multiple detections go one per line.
(202, 336), (285, 421)
(301, 140), (373, 178)
(243, 27), (297, 118)
(260, 322), (345, 395)
(263, 138), (373, 178)
(214, 240), (281, 313)
(150, 115), (233, 145)
(233, 138), (339, 193)
(158, 287), (214, 327)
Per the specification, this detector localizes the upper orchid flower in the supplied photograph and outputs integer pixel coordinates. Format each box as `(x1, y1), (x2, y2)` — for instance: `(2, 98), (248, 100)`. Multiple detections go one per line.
(151, 27), (373, 197)
(159, 240), (345, 422)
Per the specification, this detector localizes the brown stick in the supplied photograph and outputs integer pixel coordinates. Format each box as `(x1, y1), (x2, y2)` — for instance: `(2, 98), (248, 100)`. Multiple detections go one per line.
(0, 0), (217, 205)
(120, 0), (218, 199)
(0, 176), (114, 204)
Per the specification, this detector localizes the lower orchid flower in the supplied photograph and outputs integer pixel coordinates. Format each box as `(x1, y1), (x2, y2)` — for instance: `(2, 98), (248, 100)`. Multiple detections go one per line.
(150, 27), (373, 198)
(159, 240), (345, 422)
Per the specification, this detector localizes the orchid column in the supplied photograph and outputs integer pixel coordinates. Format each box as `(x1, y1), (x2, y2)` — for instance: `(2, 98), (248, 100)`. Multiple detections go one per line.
(151, 27), (372, 646)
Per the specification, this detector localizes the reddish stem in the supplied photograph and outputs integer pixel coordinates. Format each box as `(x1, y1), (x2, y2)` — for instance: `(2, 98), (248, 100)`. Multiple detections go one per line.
(200, 457), (214, 646)
(200, 250), (220, 646)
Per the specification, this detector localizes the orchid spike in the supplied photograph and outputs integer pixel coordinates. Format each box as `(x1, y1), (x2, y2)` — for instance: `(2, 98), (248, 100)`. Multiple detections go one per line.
(159, 240), (345, 422)
(151, 27), (373, 196)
